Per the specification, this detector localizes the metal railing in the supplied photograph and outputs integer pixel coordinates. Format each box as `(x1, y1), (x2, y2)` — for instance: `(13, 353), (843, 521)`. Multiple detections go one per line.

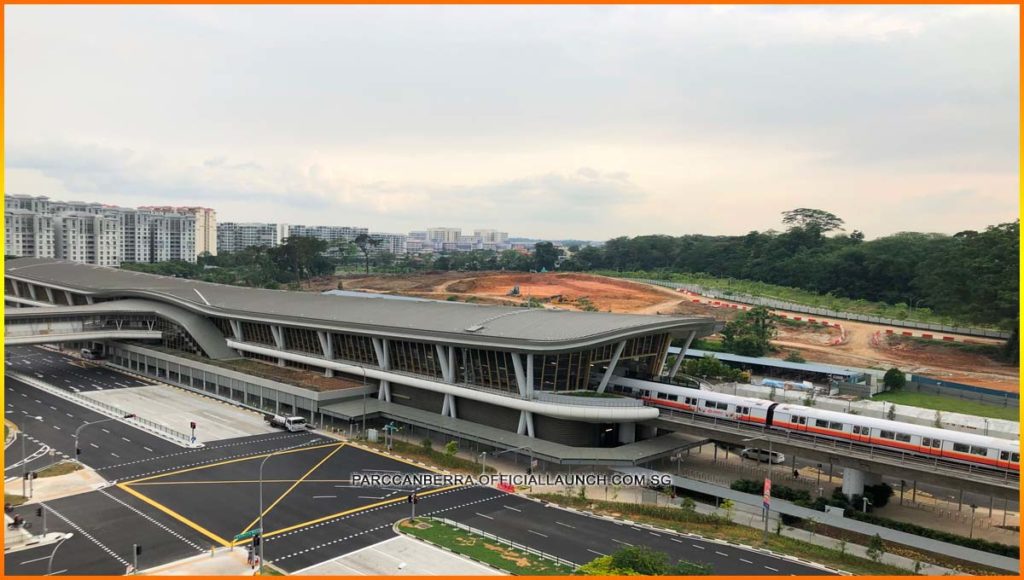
(6, 371), (199, 448)
(430, 517), (580, 571)
(630, 277), (1009, 339)
(533, 391), (646, 408)
(653, 405), (1019, 486)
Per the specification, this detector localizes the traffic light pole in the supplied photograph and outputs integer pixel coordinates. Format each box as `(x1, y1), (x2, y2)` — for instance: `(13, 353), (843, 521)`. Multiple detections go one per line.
(74, 415), (135, 462)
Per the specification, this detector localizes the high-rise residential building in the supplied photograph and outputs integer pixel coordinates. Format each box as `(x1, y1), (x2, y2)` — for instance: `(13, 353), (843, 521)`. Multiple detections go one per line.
(370, 233), (408, 255)
(5, 209), (55, 258)
(54, 212), (122, 267)
(217, 222), (280, 253)
(426, 227), (461, 244)
(474, 229), (509, 245)
(142, 206), (217, 257)
(283, 224), (369, 245)
(4, 195), (198, 266)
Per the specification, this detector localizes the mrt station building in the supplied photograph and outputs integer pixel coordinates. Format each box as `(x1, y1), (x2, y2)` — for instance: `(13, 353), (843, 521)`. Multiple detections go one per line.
(5, 258), (718, 464)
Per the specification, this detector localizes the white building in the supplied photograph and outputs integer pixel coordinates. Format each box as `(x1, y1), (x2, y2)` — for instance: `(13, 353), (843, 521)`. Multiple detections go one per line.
(54, 212), (122, 267)
(142, 206), (217, 257)
(370, 233), (408, 255)
(283, 224), (369, 244)
(426, 227), (461, 244)
(5, 209), (55, 259)
(217, 222), (279, 253)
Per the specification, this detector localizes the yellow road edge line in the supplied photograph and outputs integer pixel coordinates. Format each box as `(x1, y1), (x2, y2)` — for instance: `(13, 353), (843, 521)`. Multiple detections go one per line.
(349, 441), (443, 474)
(118, 483), (232, 547)
(130, 478), (354, 486)
(238, 442), (346, 536)
(264, 483), (464, 538)
(123, 441), (341, 484)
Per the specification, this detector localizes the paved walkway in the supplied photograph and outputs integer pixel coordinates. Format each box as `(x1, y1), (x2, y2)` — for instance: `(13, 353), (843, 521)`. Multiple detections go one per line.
(295, 535), (503, 575)
(139, 546), (255, 575)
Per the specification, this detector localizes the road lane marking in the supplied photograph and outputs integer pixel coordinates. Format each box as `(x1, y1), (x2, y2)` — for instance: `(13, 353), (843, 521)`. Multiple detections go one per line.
(117, 483), (231, 547)
(740, 558), (753, 564)
(503, 505), (522, 512)
(122, 437), (131, 443)
(587, 549), (606, 556)
(528, 530), (548, 538)
(612, 539), (633, 546)
(101, 429), (110, 434)
(239, 443), (346, 535)
(90, 443), (99, 448)
(313, 495), (337, 499)
(144, 447), (153, 452)
(555, 521), (574, 529)
(764, 566), (779, 572)
(475, 512), (494, 520)
(692, 544), (705, 549)
(715, 551), (729, 557)
(111, 453), (120, 458)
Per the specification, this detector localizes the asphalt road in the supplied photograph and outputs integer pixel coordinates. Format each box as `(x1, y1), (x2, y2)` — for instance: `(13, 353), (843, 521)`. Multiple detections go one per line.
(5, 345), (149, 393)
(4, 346), (839, 575)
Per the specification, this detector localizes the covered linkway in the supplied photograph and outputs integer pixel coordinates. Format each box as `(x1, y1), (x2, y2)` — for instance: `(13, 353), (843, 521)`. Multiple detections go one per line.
(3, 299), (237, 359)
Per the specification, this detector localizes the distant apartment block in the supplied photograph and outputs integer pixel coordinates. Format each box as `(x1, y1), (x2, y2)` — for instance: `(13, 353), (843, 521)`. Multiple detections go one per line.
(371, 233), (408, 255)
(5, 209), (55, 259)
(282, 224), (369, 245)
(217, 222), (279, 253)
(142, 206), (217, 257)
(5, 194), (197, 266)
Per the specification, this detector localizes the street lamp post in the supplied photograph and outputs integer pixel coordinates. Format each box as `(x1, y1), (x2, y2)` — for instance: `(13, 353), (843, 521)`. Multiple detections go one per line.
(359, 366), (368, 436)
(480, 452), (487, 475)
(862, 497), (871, 513)
(257, 442), (307, 574)
(969, 504), (978, 539)
(73, 415), (135, 462)
(742, 434), (774, 542)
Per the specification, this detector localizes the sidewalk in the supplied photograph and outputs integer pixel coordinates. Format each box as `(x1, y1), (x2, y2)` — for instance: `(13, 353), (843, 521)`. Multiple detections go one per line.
(139, 546), (256, 575)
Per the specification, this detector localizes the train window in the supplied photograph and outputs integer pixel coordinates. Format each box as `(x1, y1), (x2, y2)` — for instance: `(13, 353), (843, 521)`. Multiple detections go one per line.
(953, 443), (970, 453)
(925, 438), (940, 448)
(830, 422), (844, 431)
(1013, 453), (1020, 463)
(923, 437), (932, 447)
(970, 446), (988, 456)
(657, 392), (668, 399)
(880, 430), (895, 439)
(792, 416), (806, 425)
(852, 425), (864, 435)
(1001, 451), (1010, 461)
(667, 395), (678, 402)
(815, 419), (829, 428)
(704, 401), (714, 407)
(684, 397), (697, 405)
(895, 433), (912, 443)
(737, 406), (750, 415)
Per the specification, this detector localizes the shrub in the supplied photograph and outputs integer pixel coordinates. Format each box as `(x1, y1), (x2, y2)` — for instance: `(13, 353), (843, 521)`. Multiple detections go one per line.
(883, 368), (906, 390)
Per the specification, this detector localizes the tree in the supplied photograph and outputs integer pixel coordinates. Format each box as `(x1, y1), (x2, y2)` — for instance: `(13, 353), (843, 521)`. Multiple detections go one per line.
(533, 242), (561, 271)
(883, 368), (906, 391)
(720, 499), (735, 520)
(785, 351), (806, 363)
(721, 306), (777, 356)
(866, 534), (885, 563)
(352, 234), (383, 274)
(781, 208), (845, 234)
(887, 403), (897, 421)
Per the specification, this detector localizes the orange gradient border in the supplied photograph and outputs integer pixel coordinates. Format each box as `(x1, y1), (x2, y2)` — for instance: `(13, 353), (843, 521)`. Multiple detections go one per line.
(0, 3), (1021, 579)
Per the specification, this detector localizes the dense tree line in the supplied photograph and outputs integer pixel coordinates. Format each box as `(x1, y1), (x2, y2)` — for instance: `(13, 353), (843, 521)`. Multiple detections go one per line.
(561, 211), (1018, 333)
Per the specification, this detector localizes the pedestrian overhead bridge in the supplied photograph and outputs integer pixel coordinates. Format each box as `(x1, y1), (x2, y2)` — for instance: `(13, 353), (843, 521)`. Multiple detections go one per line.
(3, 300), (237, 359)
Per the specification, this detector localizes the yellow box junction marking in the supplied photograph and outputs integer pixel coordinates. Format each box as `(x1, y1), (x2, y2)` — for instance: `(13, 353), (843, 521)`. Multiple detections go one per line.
(122, 441), (341, 484)
(118, 482), (233, 547)
(238, 443), (346, 535)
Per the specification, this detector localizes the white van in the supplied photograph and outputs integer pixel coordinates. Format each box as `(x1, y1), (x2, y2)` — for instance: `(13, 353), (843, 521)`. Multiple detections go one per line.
(740, 448), (786, 464)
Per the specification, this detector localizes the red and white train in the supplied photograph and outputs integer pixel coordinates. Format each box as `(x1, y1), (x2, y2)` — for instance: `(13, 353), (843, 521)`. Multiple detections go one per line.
(611, 383), (1020, 472)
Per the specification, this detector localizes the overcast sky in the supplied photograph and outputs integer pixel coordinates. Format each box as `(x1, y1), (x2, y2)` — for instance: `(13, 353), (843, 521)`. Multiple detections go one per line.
(5, 5), (1019, 240)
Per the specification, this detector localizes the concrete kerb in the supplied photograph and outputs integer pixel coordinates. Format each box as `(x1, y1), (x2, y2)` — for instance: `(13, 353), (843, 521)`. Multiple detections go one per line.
(392, 519), (511, 576)
(7, 371), (200, 449)
(518, 494), (850, 576)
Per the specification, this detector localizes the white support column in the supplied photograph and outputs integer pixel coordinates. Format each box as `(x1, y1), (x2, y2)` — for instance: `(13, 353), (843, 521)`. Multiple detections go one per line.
(229, 320), (243, 341)
(666, 331), (696, 379)
(441, 393), (458, 419)
(317, 331), (334, 377)
(10, 281), (21, 298)
(596, 340), (627, 393)
(84, 295), (94, 305)
(44, 286), (55, 304)
(270, 325), (285, 366)
(526, 354), (534, 398)
(511, 353), (528, 397)
(435, 344), (453, 383)
(372, 338), (391, 402)
(515, 411), (536, 437)
(448, 346), (456, 384)
(27, 284), (37, 301)
(65, 290), (75, 305)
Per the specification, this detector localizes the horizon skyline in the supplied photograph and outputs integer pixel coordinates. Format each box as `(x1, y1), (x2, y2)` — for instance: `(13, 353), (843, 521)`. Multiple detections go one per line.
(5, 5), (1019, 239)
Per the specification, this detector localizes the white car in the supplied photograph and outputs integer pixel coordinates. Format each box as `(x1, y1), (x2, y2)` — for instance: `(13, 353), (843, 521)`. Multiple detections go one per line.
(740, 448), (786, 464)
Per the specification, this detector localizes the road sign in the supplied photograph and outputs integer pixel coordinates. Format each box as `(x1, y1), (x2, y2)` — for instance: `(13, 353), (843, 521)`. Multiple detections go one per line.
(763, 477), (772, 509)
(234, 529), (261, 542)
